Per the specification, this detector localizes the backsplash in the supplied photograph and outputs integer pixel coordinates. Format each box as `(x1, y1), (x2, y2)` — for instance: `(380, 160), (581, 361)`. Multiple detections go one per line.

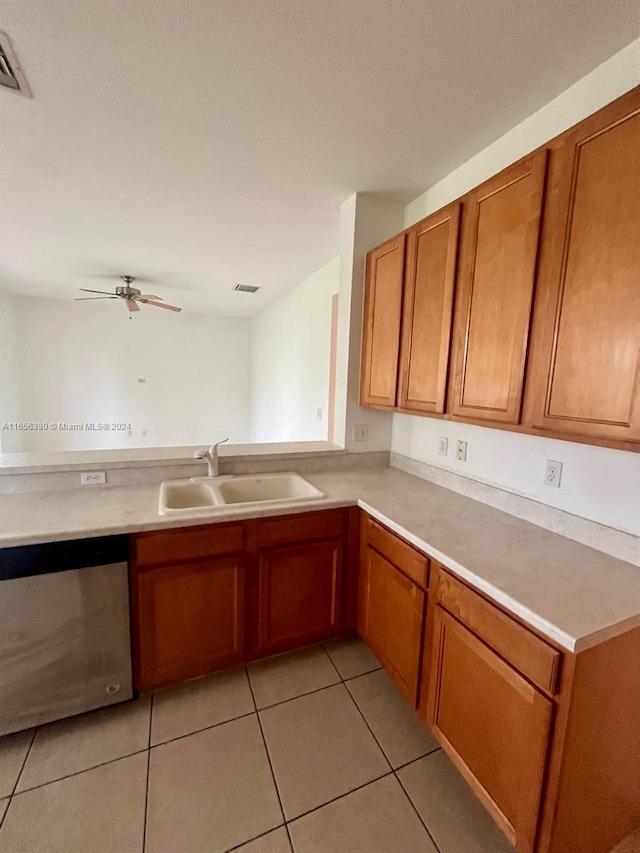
(390, 452), (639, 566)
(0, 451), (390, 495)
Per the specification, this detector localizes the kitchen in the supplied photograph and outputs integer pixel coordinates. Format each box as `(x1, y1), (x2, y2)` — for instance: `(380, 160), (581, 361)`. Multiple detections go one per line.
(0, 3), (639, 853)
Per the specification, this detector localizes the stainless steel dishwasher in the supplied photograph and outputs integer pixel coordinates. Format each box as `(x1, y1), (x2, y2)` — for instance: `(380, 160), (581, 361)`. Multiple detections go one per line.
(0, 535), (133, 736)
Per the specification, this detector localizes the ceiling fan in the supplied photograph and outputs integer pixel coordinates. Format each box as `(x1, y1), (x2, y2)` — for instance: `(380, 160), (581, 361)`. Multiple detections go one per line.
(75, 275), (182, 314)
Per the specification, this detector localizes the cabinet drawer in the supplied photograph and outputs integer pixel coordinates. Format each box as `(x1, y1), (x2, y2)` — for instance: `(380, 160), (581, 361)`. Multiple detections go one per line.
(258, 510), (345, 549)
(437, 571), (561, 695)
(366, 516), (429, 588)
(133, 522), (246, 568)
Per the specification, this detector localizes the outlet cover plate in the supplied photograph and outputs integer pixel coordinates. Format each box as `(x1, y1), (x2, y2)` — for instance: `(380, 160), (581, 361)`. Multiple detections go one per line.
(81, 471), (106, 486)
(353, 424), (368, 442)
(456, 440), (467, 462)
(545, 460), (563, 488)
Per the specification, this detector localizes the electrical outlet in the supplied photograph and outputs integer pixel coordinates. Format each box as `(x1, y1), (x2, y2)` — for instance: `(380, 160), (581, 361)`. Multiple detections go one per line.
(455, 440), (467, 462)
(545, 460), (563, 488)
(80, 471), (106, 486)
(316, 408), (323, 421)
(353, 424), (368, 442)
(438, 437), (448, 456)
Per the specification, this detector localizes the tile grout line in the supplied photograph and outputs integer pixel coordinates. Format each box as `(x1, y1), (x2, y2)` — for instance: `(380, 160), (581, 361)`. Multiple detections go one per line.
(2, 666), (422, 803)
(324, 643), (441, 768)
(323, 642), (445, 851)
(142, 694), (153, 853)
(321, 643), (394, 773)
(150, 710), (256, 750)
(252, 679), (341, 713)
(7, 748), (151, 797)
(3, 681), (340, 801)
(284, 769), (395, 827)
(2, 644), (449, 853)
(245, 666), (295, 852)
(394, 768), (444, 853)
(222, 823), (289, 853)
(393, 745), (441, 774)
(2, 643), (438, 847)
(3, 726), (38, 824)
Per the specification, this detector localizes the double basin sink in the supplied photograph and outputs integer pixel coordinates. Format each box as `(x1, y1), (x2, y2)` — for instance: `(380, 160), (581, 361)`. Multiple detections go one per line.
(159, 472), (325, 515)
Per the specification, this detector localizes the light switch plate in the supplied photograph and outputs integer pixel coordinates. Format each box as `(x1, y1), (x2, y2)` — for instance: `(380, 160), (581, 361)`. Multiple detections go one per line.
(438, 437), (448, 456)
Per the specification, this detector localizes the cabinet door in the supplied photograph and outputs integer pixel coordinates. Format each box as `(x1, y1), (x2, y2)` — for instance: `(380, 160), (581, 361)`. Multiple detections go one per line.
(398, 203), (461, 414)
(258, 540), (343, 655)
(449, 151), (547, 424)
(359, 545), (425, 705)
(524, 89), (640, 445)
(360, 234), (406, 409)
(427, 607), (553, 852)
(135, 556), (245, 691)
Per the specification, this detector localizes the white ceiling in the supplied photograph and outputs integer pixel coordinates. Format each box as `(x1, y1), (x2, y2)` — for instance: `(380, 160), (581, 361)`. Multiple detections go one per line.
(0, 1), (638, 317)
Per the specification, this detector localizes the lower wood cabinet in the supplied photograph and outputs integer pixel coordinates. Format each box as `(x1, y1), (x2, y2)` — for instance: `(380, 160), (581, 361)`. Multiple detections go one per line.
(357, 516), (428, 705)
(427, 605), (553, 852)
(258, 539), (343, 655)
(357, 514), (640, 853)
(130, 507), (639, 853)
(130, 509), (353, 691)
(134, 555), (246, 691)
(359, 546), (424, 703)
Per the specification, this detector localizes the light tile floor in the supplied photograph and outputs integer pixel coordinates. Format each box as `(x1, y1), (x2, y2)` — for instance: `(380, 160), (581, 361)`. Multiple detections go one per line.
(0, 637), (635, 852)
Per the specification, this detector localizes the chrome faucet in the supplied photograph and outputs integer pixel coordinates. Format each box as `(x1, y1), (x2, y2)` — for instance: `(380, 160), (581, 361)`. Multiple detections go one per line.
(194, 438), (229, 477)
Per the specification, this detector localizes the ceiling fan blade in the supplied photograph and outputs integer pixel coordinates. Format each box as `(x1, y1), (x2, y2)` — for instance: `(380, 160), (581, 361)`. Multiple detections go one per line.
(140, 299), (182, 312)
(126, 299), (140, 312)
(139, 294), (161, 300)
(75, 297), (119, 300)
(79, 288), (116, 295)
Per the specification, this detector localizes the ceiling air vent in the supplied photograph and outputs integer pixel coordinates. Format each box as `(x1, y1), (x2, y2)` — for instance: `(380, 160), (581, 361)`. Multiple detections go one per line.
(0, 31), (32, 97)
(233, 283), (260, 293)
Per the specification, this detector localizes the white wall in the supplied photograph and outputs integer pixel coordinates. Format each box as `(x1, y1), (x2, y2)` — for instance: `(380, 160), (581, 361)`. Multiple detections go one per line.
(250, 258), (339, 443)
(6, 294), (252, 451)
(334, 193), (405, 451)
(0, 291), (20, 453)
(404, 39), (640, 226)
(393, 41), (640, 535)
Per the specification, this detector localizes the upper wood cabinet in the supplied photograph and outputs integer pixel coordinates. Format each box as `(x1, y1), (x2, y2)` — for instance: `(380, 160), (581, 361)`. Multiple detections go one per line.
(523, 88), (640, 445)
(398, 202), (461, 414)
(358, 89), (639, 450)
(360, 233), (406, 409)
(449, 151), (548, 424)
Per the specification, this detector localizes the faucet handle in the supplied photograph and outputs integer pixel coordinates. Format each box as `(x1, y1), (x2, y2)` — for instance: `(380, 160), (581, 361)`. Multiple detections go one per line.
(194, 447), (208, 459)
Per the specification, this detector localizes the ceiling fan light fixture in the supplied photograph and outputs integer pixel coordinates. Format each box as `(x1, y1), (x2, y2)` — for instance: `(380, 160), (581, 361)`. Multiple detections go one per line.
(75, 274), (182, 314)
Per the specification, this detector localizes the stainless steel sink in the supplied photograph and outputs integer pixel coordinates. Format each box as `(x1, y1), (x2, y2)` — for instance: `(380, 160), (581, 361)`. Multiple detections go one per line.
(159, 472), (324, 515)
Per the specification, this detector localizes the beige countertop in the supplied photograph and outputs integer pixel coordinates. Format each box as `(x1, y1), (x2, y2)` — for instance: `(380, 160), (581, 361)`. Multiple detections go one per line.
(0, 466), (638, 654)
